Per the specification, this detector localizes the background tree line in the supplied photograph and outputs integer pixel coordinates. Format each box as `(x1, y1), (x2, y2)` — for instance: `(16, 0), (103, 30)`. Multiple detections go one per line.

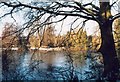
(2, 19), (120, 53)
(2, 22), (101, 52)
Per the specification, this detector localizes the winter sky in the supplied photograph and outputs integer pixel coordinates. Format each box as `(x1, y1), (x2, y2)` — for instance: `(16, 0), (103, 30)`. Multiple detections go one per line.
(0, 0), (119, 36)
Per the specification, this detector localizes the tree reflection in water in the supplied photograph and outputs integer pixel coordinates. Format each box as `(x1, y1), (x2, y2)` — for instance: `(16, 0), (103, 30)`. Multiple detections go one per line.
(2, 50), (103, 80)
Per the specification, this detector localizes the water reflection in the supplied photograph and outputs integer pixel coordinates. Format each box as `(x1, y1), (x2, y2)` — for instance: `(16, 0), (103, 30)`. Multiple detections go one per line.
(2, 50), (103, 80)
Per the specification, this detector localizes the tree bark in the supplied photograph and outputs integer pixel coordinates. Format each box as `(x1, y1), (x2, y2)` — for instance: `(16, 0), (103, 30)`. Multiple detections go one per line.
(99, 20), (119, 80)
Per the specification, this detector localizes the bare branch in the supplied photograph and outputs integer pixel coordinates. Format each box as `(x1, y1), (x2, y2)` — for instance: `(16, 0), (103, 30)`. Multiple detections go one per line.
(1, 1), (98, 21)
(112, 13), (120, 21)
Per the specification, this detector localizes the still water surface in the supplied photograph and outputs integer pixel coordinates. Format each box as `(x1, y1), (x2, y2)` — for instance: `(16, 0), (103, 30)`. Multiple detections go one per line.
(2, 50), (103, 80)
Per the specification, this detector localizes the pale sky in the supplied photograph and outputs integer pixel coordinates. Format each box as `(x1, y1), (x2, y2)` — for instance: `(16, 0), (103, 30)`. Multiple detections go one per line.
(0, 0), (119, 36)
(0, 11), (99, 36)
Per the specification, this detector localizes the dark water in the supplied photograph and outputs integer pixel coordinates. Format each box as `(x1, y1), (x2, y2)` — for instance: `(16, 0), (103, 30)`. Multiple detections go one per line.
(2, 50), (103, 80)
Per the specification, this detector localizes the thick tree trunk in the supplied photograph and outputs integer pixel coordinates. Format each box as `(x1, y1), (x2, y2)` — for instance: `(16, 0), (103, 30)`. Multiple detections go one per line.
(99, 20), (119, 80)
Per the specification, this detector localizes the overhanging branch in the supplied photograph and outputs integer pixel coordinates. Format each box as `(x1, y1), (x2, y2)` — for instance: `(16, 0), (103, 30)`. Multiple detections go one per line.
(112, 13), (120, 21)
(1, 2), (98, 21)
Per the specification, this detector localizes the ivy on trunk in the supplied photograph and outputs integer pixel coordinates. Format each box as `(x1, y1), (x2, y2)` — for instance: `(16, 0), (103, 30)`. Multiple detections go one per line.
(98, 1), (120, 80)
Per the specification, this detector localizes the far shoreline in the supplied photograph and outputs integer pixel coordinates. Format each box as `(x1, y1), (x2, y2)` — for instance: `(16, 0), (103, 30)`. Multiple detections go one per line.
(1, 47), (87, 53)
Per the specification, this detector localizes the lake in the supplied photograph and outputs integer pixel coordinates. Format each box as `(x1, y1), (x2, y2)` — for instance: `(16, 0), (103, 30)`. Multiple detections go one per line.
(2, 50), (103, 80)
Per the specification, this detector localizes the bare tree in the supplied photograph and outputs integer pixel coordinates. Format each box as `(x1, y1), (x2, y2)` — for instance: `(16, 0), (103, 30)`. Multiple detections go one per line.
(2, 23), (19, 49)
(1, 0), (120, 80)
